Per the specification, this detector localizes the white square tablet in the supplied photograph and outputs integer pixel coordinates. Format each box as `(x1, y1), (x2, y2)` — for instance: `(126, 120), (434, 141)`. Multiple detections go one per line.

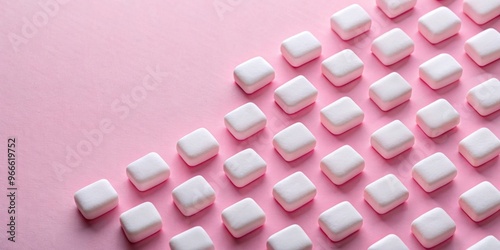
(364, 174), (409, 214)
(465, 28), (500, 66)
(318, 201), (363, 242)
(320, 145), (365, 185)
(267, 224), (312, 250)
(224, 102), (267, 140)
(330, 4), (372, 40)
(120, 202), (162, 243)
(126, 152), (170, 191)
(370, 120), (415, 159)
(416, 99), (460, 138)
(320, 97), (364, 135)
(411, 207), (456, 248)
(273, 122), (316, 161)
(321, 49), (364, 86)
(376, 0), (416, 18)
(467, 235), (500, 250)
(369, 72), (412, 111)
(234, 56), (275, 94)
(74, 179), (119, 220)
(419, 54), (463, 90)
(418, 7), (461, 44)
(368, 234), (409, 250)
(281, 31), (322, 67)
(274, 75), (318, 114)
(467, 78), (500, 116)
(459, 127), (500, 167)
(221, 198), (266, 238)
(371, 28), (414, 66)
(273, 171), (317, 212)
(224, 148), (267, 188)
(172, 175), (216, 216)
(463, 0), (500, 25)
(176, 128), (220, 166)
(412, 153), (457, 192)
(459, 181), (500, 222)
(169, 226), (214, 250)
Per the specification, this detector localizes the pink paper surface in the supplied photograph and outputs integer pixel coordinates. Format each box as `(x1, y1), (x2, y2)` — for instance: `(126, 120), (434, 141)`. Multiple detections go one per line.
(1, 0), (499, 249)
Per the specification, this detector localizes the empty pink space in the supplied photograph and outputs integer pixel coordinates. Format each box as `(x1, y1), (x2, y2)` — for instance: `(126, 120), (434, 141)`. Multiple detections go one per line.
(1, 0), (499, 249)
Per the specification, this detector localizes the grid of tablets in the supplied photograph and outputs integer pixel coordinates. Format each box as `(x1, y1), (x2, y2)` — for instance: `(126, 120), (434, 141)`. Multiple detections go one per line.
(72, 0), (500, 248)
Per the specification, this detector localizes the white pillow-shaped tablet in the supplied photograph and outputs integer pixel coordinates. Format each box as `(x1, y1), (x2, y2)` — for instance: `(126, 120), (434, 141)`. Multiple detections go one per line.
(459, 181), (500, 222)
(273, 171), (317, 212)
(467, 78), (500, 116)
(368, 234), (409, 250)
(172, 175), (216, 216)
(321, 49), (364, 86)
(376, 0), (416, 18)
(467, 235), (500, 250)
(459, 127), (500, 167)
(120, 202), (162, 243)
(411, 207), (456, 248)
(418, 7), (461, 44)
(273, 122), (316, 161)
(320, 97), (364, 135)
(318, 201), (363, 242)
(419, 54), (463, 90)
(169, 226), (214, 250)
(224, 148), (266, 188)
(224, 102), (267, 140)
(364, 174), (409, 214)
(234, 56), (275, 94)
(281, 31), (322, 67)
(416, 99), (460, 138)
(274, 75), (318, 114)
(221, 198), (266, 238)
(412, 153), (457, 192)
(371, 120), (415, 159)
(320, 145), (364, 185)
(267, 224), (312, 250)
(74, 179), (119, 220)
(465, 28), (500, 66)
(369, 72), (412, 111)
(371, 28), (414, 66)
(176, 128), (219, 166)
(463, 0), (500, 25)
(330, 4), (371, 40)
(126, 152), (170, 191)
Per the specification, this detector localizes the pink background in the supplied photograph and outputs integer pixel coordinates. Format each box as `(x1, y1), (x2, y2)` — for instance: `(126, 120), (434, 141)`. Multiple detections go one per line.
(1, 0), (499, 249)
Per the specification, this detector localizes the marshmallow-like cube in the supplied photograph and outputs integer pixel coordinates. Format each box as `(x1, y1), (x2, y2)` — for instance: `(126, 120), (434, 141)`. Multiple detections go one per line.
(176, 128), (219, 166)
(169, 226), (214, 250)
(465, 28), (500, 66)
(267, 224), (312, 250)
(126, 152), (170, 191)
(459, 181), (500, 222)
(416, 99), (460, 138)
(74, 179), (119, 220)
(376, 0), (416, 18)
(224, 148), (266, 187)
(371, 28), (414, 66)
(318, 201), (363, 242)
(273, 122), (316, 161)
(172, 175), (216, 216)
(281, 31), (322, 67)
(368, 234), (409, 250)
(120, 202), (162, 243)
(274, 75), (318, 114)
(371, 120), (415, 159)
(369, 72), (412, 111)
(330, 4), (371, 40)
(418, 7), (461, 44)
(364, 174), (409, 214)
(412, 153), (457, 192)
(419, 54), (463, 90)
(234, 57), (275, 94)
(467, 78), (500, 116)
(221, 198), (266, 238)
(320, 145), (364, 185)
(411, 207), (456, 248)
(321, 49), (364, 86)
(467, 235), (500, 250)
(459, 127), (500, 167)
(224, 102), (267, 140)
(463, 0), (500, 25)
(273, 171), (317, 212)
(320, 97), (364, 135)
